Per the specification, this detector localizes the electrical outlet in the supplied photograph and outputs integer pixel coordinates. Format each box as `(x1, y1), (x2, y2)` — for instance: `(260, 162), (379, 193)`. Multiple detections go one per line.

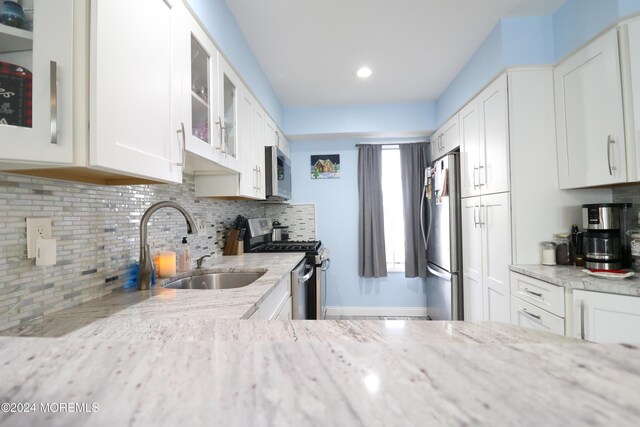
(27, 218), (51, 259)
(195, 217), (207, 236)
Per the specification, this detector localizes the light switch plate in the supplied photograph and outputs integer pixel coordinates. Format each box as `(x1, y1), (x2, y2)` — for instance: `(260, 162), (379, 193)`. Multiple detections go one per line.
(195, 217), (206, 236)
(27, 217), (52, 259)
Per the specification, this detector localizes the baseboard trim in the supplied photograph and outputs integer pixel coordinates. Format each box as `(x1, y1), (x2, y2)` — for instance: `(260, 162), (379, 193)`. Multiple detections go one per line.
(325, 306), (429, 317)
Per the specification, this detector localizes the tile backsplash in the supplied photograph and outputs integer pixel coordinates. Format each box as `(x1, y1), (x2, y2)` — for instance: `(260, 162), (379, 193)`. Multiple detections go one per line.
(264, 203), (316, 241)
(612, 185), (640, 227)
(0, 172), (267, 332)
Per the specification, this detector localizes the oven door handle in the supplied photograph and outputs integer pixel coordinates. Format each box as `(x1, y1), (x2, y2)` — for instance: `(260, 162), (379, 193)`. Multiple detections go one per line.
(320, 259), (331, 271)
(299, 266), (314, 282)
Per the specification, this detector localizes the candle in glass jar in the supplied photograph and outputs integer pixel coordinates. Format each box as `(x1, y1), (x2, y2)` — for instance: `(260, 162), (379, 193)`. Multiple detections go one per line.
(540, 242), (556, 266)
(157, 252), (177, 277)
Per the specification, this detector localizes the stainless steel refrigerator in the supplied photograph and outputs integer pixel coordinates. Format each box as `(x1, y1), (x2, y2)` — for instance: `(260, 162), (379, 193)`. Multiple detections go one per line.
(421, 151), (463, 320)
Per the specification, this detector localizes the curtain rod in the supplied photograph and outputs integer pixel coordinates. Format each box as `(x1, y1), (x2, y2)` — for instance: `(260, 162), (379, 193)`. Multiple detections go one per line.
(355, 141), (428, 147)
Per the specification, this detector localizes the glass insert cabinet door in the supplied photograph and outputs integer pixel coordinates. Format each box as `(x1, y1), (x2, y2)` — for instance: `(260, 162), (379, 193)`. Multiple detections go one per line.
(218, 57), (240, 170)
(190, 36), (210, 144)
(0, 0), (74, 165)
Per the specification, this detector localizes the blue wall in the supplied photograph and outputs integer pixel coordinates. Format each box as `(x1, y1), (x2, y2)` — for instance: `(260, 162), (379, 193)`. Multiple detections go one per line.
(186, 0), (283, 125)
(284, 101), (436, 138)
(290, 139), (428, 309)
(436, 16), (554, 124)
(437, 0), (640, 126)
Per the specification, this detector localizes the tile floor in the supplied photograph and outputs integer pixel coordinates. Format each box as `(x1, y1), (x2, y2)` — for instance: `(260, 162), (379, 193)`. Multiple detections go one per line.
(324, 315), (430, 321)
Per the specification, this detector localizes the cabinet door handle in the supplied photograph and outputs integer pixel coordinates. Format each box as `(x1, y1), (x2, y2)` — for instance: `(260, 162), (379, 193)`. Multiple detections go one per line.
(215, 116), (226, 154)
(258, 166), (262, 190)
(473, 205), (479, 228)
(607, 135), (616, 175)
(580, 300), (586, 340)
(175, 122), (186, 167)
(521, 308), (541, 321)
(473, 165), (479, 189)
(50, 61), (58, 144)
(478, 165), (485, 187)
(478, 204), (485, 226)
(523, 288), (543, 298)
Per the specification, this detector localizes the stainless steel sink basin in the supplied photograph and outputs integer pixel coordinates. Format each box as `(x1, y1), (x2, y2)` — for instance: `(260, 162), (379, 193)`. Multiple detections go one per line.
(163, 271), (265, 290)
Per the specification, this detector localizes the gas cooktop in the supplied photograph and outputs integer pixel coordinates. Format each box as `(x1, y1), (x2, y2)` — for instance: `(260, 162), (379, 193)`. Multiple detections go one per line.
(258, 240), (322, 253)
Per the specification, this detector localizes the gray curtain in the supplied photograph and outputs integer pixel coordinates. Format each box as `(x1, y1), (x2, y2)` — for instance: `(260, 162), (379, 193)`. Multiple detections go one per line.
(358, 145), (387, 278)
(399, 143), (429, 278)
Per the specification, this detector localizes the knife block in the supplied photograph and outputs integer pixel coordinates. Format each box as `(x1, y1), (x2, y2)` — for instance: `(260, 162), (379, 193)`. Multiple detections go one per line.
(223, 229), (244, 256)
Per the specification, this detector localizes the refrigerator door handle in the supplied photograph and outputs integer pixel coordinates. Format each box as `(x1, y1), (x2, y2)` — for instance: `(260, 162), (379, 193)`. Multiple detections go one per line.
(420, 183), (428, 249)
(427, 265), (451, 281)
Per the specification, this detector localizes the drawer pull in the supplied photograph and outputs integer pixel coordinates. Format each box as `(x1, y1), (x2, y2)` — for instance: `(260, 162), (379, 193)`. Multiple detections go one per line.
(521, 308), (541, 321)
(523, 288), (543, 298)
(580, 300), (586, 340)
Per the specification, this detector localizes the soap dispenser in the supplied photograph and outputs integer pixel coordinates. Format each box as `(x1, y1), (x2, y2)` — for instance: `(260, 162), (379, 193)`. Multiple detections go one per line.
(178, 237), (191, 272)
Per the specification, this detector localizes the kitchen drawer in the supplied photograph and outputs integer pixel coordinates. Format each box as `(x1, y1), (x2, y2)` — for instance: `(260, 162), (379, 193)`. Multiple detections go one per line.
(260, 275), (291, 320)
(510, 272), (565, 317)
(510, 296), (565, 336)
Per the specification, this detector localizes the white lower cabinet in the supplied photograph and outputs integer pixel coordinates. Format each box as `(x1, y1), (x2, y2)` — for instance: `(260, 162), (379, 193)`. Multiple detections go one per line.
(509, 272), (567, 337)
(572, 290), (640, 343)
(247, 275), (292, 320)
(461, 192), (511, 322)
(276, 296), (293, 320)
(511, 296), (565, 336)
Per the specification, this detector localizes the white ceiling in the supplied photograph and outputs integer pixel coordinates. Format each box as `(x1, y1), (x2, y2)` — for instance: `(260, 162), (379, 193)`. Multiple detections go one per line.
(225, 0), (566, 107)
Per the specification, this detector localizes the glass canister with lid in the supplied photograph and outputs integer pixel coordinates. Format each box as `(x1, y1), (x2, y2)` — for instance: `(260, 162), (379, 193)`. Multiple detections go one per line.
(540, 241), (557, 266)
(554, 233), (572, 265)
(628, 226), (640, 272)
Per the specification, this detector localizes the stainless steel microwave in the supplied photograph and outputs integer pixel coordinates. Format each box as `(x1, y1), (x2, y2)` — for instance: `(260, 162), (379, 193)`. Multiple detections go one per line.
(265, 146), (291, 200)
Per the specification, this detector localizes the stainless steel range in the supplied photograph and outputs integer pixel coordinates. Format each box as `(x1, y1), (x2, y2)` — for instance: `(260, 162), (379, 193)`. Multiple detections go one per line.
(244, 218), (330, 319)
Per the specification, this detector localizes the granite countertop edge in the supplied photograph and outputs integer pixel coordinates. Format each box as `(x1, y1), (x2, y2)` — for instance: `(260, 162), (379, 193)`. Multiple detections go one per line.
(510, 264), (640, 297)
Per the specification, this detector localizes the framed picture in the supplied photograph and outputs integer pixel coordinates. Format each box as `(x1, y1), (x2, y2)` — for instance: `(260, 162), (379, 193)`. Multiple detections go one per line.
(311, 154), (340, 179)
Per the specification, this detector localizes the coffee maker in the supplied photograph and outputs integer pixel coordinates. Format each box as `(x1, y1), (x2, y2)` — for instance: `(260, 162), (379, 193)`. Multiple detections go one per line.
(581, 203), (632, 270)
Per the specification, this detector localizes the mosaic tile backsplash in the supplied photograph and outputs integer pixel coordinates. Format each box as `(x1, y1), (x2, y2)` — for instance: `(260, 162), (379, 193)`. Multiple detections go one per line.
(264, 204), (316, 241)
(0, 172), (267, 332)
(612, 185), (640, 227)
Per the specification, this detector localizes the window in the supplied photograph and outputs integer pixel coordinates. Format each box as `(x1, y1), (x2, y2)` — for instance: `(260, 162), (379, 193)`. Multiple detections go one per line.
(381, 146), (405, 272)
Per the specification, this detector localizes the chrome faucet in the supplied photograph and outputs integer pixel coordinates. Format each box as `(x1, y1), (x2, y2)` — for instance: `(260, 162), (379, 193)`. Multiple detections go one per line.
(196, 254), (212, 269)
(138, 201), (197, 290)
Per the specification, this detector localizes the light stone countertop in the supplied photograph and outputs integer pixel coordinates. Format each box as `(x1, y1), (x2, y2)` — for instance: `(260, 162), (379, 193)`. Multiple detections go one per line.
(510, 264), (640, 297)
(1, 253), (305, 336)
(1, 255), (640, 425)
(0, 324), (639, 426)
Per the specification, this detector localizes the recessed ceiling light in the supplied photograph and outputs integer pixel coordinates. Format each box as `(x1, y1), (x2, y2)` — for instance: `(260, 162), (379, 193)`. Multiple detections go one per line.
(356, 66), (372, 79)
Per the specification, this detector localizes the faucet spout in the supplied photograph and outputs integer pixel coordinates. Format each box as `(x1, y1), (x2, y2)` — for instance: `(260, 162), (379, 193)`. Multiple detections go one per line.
(138, 201), (198, 290)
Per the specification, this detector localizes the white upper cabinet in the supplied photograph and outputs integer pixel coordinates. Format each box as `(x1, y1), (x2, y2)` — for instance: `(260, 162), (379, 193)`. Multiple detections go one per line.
(90, 0), (184, 183)
(625, 18), (640, 179)
(180, 12), (224, 171)
(217, 56), (241, 172)
(459, 74), (509, 197)
(555, 29), (626, 188)
(195, 84), (266, 199)
(264, 115), (279, 148)
(460, 98), (480, 198)
(478, 74), (510, 195)
(251, 97), (266, 199)
(0, 0), (74, 166)
(430, 114), (460, 161)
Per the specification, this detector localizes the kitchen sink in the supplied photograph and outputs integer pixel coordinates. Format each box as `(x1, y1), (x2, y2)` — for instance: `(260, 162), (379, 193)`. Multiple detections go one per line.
(163, 271), (265, 290)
